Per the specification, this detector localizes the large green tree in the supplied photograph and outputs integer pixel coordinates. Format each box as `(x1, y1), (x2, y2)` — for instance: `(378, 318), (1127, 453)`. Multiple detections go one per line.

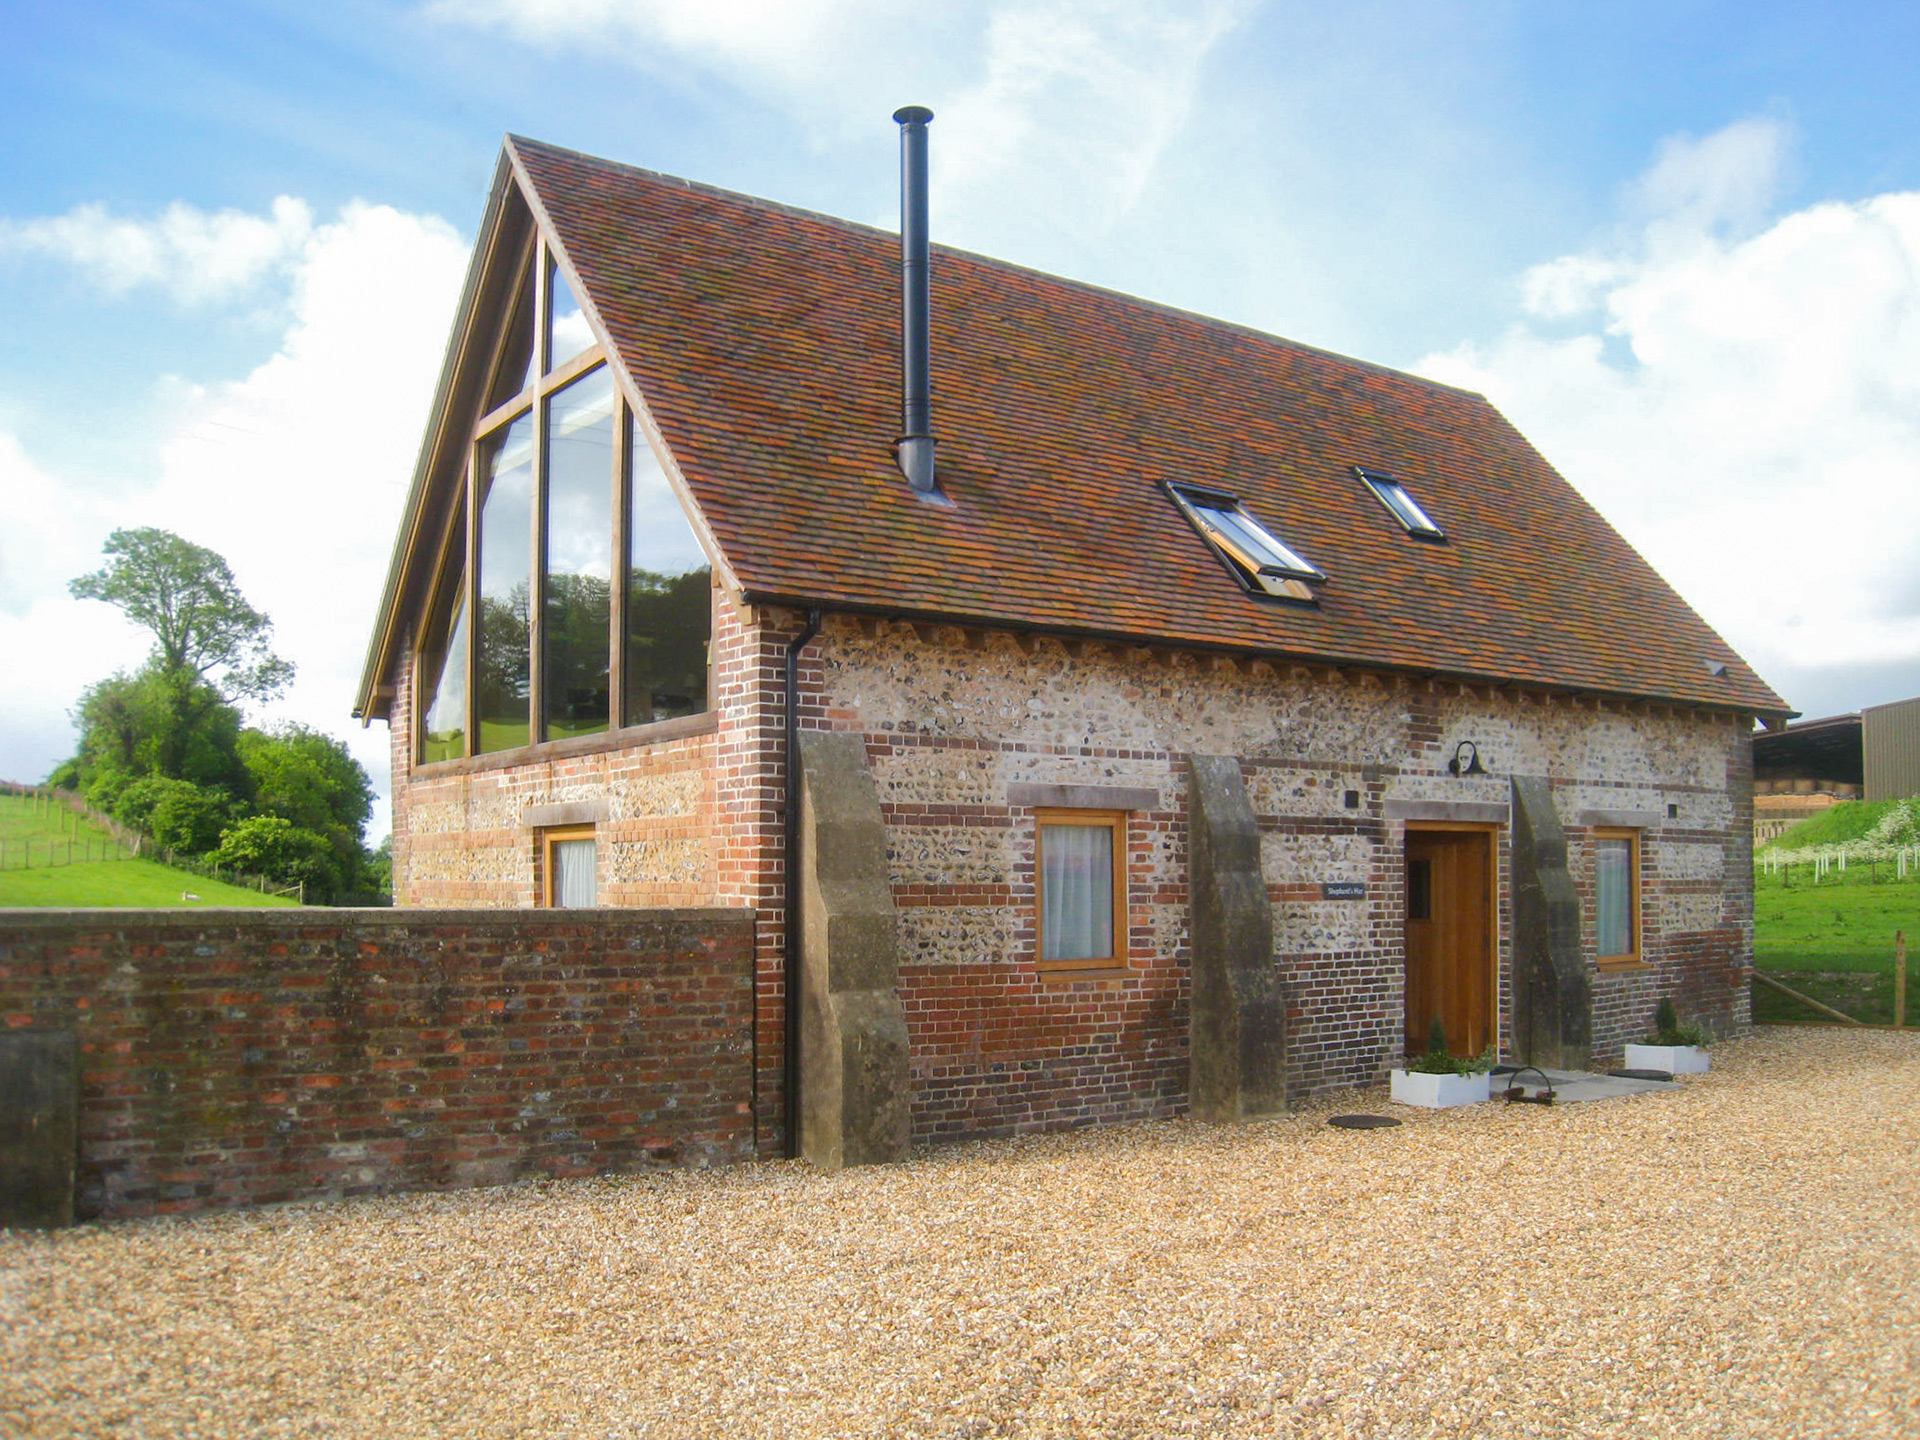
(60, 664), (250, 803)
(56, 530), (390, 902)
(70, 527), (294, 702)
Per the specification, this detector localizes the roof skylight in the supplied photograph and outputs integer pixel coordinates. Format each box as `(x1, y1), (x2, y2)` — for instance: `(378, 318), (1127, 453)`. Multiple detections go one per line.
(1356, 467), (1445, 541)
(1167, 483), (1325, 602)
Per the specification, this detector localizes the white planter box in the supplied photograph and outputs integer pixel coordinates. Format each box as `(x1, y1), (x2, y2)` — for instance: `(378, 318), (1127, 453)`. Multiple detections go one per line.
(1624, 1043), (1709, 1075)
(1390, 1069), (1492, 1109)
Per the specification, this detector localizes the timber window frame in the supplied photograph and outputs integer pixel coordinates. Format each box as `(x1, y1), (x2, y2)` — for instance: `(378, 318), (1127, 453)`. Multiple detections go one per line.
(541, 825), (598, 908)
(412, 231), (715, 766)
(1164, 482), (1325, 603)
(1355, 467), (1447, 542)
(1034, 808), (1129, 974)
(1593, 827), (1642, 968)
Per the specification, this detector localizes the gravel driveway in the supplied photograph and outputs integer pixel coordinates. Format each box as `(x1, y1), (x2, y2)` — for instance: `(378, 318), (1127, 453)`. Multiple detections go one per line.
(4, 1026), (1917, 1439)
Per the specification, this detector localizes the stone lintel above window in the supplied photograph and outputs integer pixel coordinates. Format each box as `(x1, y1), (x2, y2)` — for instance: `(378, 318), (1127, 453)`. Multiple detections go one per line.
(523, 799), (610, 829)
(1008, 782), (1159, 812)
(1575, 808), (1665, 829)
(1382, 799), (1509, 824)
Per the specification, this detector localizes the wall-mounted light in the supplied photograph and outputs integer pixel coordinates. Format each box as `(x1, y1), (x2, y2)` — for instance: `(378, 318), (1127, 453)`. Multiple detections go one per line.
(1447, 741), (1487, 777)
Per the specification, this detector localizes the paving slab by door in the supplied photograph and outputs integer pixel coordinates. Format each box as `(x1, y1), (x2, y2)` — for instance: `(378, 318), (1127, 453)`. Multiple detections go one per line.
(1404, 826), (1495, 1058)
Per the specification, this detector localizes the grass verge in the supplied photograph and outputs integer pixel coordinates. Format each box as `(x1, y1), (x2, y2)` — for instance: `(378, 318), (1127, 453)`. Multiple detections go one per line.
(1753, 865), (1916, 1025)
(1753, 867), (1917, 974)
(0, 858), (301, 908)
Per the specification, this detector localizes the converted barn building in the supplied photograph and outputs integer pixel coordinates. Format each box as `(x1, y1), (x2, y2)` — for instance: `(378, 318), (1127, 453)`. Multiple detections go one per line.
(356, 117), (1789, 1164)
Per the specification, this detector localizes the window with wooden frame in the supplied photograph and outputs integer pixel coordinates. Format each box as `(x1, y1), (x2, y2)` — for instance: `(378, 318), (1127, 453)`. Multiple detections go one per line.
(414, 225), (714, 764)
(1593, 828), (1641, 966)
(1354, 466), (1447, 541)
(1164, 482), (1325, 603)
(541, 825), (598, 907)
(1035, 809), (1128, 972)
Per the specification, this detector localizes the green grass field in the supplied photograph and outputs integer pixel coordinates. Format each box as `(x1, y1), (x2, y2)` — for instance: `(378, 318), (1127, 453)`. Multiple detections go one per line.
(0, 791), (302, 908)
(0, 790), (123, 851)
(1754, 869), (1919, 973)
(0, 857), (301, 908)
(1752, 866), (1917, 1025)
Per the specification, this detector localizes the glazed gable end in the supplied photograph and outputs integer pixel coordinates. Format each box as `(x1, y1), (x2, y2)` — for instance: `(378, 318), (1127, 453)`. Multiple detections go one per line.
(356, 144), (738, 733)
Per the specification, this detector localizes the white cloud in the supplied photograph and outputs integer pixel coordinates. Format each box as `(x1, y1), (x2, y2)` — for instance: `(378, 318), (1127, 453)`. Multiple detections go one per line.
(1416, 120), (1920, 715)
(0, 197), (315, 304)
(0, 437), (151, 785)
(1628, 117), (1790, 250)
(425, 0), (895, 84)
(426, 0), (1248, 243)
(0, 199), (468, 832)
(935, 1), (1249, 237)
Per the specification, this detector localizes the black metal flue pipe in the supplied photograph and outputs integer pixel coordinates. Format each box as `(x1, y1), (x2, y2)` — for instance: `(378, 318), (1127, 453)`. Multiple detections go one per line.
(892, 105), (937, 493)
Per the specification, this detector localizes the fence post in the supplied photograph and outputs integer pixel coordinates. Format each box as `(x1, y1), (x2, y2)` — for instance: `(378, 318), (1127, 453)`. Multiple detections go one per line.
(1896, 932), (1908, 1031)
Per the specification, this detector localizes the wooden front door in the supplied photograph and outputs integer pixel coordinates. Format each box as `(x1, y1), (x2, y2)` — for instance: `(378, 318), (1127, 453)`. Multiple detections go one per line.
(1404, 827), (1494, 1058)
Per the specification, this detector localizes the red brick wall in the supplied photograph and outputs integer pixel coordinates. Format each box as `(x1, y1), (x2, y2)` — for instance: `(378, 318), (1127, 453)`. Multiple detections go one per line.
(710, 602), (806, 1154)
(0, 908), (756, 1220)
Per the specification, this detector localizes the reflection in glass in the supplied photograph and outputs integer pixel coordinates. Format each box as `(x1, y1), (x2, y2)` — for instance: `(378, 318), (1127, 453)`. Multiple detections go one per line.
(1191, 497), (1319, 579)
(1041, 823), (1114, 961)
(491, 264), (535, 405)
(625, 412), (710, 725)
(419, 579), (468, 763)
(477, 412), (534, 752)
(1363, 471), (1445, 538)
(544, 367), (614, 739)
(1596, 838), (1632, 956)
(547, 260), (592, 371)
(1406, 857), (1432, 922)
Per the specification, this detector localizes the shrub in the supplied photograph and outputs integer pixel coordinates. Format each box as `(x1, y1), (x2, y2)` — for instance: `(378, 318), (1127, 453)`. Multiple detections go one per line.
(113, 777), (232, 854)
(211, 816), (340, 895)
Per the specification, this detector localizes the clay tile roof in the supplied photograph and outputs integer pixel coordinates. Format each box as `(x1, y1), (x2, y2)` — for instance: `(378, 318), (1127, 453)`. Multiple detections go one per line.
(417, 136), (1788, 717)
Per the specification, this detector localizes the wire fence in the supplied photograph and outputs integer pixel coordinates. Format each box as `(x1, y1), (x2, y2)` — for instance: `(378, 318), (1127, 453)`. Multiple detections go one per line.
(1758, 846), (1919, 884)
(0, 783), (303, 901)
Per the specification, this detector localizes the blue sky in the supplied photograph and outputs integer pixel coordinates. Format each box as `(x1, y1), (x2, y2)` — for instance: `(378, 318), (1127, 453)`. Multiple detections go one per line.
(6, 1), (1920, 836)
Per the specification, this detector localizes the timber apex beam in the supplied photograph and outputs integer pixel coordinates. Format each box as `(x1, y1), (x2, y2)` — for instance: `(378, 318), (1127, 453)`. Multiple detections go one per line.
(795, 730), (911, 1169)
(1187, 754), (1288, 1121)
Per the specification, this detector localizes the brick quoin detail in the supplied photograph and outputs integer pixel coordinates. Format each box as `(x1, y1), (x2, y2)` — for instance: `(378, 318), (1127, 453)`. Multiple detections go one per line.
(0, 908), (755, 1220)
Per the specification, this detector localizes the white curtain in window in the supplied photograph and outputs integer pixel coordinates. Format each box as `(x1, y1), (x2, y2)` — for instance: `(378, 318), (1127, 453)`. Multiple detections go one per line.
(552, 837), (597, 908)
(1041, 824), (1112, 961)
(1595, 838), (1631, 955)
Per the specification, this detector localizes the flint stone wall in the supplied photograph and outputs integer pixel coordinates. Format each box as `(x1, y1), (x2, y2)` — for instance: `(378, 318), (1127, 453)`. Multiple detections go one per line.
(817, 619), (1754, 1124)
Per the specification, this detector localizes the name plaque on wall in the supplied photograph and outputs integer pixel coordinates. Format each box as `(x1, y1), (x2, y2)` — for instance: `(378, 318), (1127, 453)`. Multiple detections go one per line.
(1321, 882), (1367, 900)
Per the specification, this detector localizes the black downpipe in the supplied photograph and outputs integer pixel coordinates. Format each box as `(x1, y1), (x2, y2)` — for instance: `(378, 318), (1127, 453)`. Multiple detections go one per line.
(782, 608), (823, 1158)
(892, 106), (937, 493)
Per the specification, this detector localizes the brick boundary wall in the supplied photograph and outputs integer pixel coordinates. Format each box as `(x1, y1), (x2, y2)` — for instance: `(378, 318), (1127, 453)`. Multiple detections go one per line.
(0, 907), (756, 1221)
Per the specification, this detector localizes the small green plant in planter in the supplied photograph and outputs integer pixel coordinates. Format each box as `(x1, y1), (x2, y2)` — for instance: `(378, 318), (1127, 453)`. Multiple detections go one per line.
(1625, 997), (1711, 1075)
(1403, 1016), (1459, 1075)
(1391, 1019), (1495, 1106)
(1652, 996), (1710, 1048)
